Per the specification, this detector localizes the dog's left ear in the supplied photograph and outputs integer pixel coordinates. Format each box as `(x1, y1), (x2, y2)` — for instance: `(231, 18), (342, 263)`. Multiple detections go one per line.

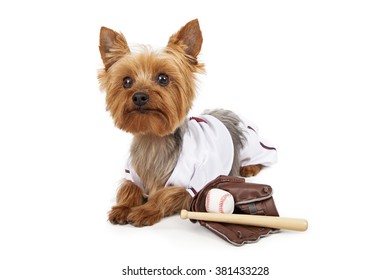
(99, 27), (130, 70)
(168, 19), (203, 59)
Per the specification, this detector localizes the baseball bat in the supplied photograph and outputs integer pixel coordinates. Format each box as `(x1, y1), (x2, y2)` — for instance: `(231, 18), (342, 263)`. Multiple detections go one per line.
(180, 210), (308, 231)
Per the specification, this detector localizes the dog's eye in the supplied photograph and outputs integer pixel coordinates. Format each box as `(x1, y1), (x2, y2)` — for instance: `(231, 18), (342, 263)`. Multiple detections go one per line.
(156, 73), (169, 86)
(123, 77), (133, 89)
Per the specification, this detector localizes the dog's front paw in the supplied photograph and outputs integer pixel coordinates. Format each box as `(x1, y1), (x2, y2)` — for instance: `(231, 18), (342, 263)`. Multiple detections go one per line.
(108, 205), (131, 225)
(127, 204), (163, 227)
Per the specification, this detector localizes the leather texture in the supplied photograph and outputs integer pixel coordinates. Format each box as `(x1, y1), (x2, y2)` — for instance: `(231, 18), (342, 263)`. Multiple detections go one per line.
(190, 175), (279, 246)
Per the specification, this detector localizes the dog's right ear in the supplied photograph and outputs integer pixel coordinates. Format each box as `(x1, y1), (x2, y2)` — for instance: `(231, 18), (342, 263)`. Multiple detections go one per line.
(99, 27), (130, 70)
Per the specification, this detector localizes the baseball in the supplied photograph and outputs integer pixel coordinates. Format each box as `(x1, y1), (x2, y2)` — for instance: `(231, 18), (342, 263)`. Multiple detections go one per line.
(205, 189), (235, 214)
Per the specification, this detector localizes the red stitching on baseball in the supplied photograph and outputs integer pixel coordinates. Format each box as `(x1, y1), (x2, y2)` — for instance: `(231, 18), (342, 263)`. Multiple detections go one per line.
(206, 191), (211, 212)
(219, 193), (230, 213)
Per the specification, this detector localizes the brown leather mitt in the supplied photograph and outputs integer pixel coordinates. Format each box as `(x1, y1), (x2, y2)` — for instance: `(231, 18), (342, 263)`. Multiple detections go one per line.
(190, 175), (280, 246)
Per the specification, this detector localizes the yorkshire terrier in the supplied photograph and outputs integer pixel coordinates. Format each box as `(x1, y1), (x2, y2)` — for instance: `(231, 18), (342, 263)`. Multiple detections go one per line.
(98, 19), (277, 227)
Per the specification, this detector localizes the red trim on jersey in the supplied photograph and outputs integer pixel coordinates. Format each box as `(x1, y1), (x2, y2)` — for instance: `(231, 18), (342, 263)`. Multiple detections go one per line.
(190, 117), (208, 123)
(260, 142), (277, 151)
(188, 187), (197, 196)
(247, 125), (256, 133)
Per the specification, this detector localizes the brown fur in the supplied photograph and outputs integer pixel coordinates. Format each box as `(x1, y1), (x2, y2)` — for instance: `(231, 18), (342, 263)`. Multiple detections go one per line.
(108, 180), (144, 224)
(99, 19), (262, 227)
(240, 164), (263, 177)
(127, 187), (192, 226)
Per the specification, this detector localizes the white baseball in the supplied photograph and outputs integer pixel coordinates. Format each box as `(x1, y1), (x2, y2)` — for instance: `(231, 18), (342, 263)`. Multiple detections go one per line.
(205, 189), (235, 214)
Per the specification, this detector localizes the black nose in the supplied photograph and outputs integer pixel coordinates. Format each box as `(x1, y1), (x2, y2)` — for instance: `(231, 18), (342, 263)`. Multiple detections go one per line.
(132, 92), (149, 106)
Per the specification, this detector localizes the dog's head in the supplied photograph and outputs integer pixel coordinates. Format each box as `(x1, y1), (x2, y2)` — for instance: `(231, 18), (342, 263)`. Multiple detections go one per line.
(98, 19), (204, 136)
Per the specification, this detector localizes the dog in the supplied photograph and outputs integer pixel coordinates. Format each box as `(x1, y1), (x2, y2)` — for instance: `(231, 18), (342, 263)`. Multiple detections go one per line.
(98, 19), (277, 226)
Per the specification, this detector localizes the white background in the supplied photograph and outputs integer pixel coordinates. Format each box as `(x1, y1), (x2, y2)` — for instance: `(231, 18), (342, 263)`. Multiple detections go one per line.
(1, 0), (389, 279)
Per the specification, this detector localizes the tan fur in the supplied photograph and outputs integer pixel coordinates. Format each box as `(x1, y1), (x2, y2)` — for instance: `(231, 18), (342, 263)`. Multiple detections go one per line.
(98, 22), (204, 137)
(99, 19), (262, 227)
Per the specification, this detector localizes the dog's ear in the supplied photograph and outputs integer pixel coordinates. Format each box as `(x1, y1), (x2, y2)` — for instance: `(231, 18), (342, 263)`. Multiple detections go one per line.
(168, 19), (203, 59)
(99, 27), (130, 70)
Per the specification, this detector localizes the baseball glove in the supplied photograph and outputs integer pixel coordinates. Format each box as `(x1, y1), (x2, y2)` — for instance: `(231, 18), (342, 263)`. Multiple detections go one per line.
(190, 175), (280, 246)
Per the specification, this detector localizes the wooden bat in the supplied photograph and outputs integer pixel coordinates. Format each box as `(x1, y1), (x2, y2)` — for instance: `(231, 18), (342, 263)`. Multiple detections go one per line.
(180, 210), (308, 231)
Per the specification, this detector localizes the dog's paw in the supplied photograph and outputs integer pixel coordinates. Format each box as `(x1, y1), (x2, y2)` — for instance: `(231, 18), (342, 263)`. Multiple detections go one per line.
(240, 164), (262, 177)
(127, 204), (163, 227)
(108, 205), (131, 225)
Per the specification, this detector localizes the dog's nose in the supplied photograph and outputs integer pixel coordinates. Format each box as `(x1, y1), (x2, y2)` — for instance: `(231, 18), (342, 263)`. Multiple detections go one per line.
(132, 92), (149, 106)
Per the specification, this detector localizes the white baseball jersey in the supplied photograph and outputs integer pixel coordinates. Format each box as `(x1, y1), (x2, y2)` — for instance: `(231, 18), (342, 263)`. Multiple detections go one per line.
(125, 115), (277, 197)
